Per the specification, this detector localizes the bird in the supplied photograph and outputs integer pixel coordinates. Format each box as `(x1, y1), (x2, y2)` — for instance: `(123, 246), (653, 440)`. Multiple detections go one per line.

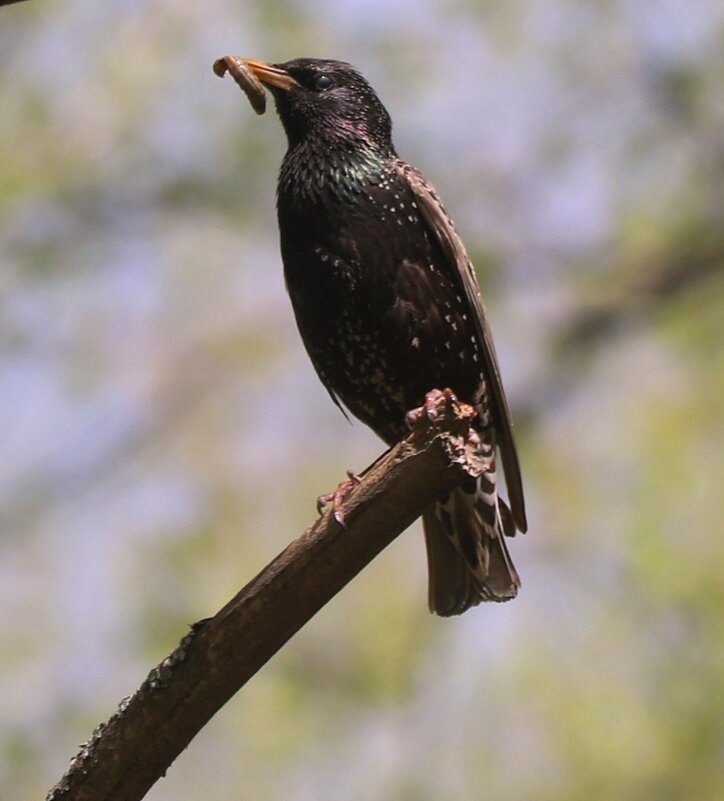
(222, 57), (527, 615)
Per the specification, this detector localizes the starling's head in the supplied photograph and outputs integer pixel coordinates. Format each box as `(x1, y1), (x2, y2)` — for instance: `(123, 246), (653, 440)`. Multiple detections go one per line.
(245, 58), (394, 153)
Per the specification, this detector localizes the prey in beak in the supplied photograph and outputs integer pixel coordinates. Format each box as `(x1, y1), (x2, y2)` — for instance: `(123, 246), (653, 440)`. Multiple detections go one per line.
(213, 56), (298, 114)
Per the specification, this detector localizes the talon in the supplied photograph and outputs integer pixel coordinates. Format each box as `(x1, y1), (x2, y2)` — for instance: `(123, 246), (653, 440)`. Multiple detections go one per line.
(406, 387), (459, 428)
(316, 491), (332, 517)
(316, 470), (361, 527)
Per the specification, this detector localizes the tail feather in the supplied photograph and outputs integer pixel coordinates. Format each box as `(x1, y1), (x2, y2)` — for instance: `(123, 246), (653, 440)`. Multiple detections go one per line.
(423, 469), (520, 616)
(423, 508), (481, 616)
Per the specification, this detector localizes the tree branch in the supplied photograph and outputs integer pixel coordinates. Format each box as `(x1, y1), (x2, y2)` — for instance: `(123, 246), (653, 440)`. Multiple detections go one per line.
(46, 394), (485, 801)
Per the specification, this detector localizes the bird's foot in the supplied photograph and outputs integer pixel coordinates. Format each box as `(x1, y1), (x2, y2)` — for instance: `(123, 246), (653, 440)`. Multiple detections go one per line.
(405, 388), (459, 429)
(405, 388), (480, 449)
(316, 470), (361, 528)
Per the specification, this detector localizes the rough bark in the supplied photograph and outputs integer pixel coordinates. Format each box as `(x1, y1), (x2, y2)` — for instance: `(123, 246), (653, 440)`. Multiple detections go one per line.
(47, 394), (485, 801)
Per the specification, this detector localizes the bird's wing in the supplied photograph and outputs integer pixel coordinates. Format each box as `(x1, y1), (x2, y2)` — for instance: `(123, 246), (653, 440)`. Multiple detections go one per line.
(398, 161), (527, 533)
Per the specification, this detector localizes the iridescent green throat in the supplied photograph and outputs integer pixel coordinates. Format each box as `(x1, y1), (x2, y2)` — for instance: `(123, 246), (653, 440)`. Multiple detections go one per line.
(279, 140), (392, 205)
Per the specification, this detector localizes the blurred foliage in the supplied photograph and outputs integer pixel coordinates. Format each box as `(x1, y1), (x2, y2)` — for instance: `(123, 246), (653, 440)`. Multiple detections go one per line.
(1, 1), (722, 801)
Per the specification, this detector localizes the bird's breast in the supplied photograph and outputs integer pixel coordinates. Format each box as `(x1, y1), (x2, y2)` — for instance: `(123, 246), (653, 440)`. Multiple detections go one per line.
(277, 190), (487, 440)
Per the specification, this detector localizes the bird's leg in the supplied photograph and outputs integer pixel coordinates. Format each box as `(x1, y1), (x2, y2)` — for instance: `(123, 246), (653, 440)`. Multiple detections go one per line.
(316, 469), (362, 527)
(405, 387), (459, 429)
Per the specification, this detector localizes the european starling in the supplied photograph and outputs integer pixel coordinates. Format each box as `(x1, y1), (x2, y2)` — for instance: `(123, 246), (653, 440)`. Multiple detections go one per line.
(219, 57), (527, 615)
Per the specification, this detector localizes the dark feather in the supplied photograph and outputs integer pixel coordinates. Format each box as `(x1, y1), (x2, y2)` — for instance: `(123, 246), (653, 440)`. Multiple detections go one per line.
(235, 57), (528, 614)
(397, 161), (527, 533)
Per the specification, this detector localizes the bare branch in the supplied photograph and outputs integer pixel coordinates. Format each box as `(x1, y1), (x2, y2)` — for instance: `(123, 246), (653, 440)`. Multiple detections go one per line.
(47, 394), (485, 801)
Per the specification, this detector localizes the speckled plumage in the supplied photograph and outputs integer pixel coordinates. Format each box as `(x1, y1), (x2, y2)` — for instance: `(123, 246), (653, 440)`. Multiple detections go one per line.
(255, 58), (527, 614)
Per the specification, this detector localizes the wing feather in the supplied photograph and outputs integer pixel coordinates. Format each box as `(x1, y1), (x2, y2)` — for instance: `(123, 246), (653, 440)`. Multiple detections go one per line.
(398, 162), (527, 532)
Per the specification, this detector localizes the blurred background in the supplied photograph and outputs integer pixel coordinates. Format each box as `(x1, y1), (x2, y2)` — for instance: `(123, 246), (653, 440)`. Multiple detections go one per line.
(2, 1), (723, 799)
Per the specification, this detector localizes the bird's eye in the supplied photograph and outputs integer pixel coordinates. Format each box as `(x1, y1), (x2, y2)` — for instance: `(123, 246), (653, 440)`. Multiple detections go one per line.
(315, 74), (334, 90)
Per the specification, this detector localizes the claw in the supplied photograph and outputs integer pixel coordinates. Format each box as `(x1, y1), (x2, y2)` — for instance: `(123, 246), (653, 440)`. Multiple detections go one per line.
(316, 470), (361, 528)
(405, 388), (459, 429)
